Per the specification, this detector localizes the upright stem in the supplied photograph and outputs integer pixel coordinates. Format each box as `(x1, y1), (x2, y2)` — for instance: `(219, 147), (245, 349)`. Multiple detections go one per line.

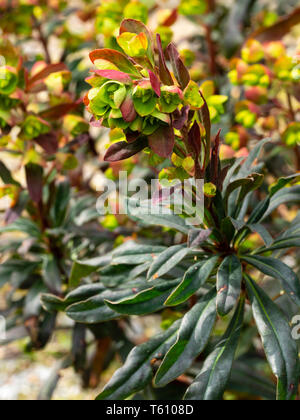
(33, 17), (51, 64)
(286, 91), (300, 170)
(204, 25), (217, 76)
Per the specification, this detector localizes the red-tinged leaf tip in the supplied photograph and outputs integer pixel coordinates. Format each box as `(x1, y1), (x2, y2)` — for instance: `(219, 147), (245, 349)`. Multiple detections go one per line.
(148, 70), (161, 97)
(92, 69), (132, 84)
(148, 126), (175, 158)
(89, 49), (141, 77)
(104, 138), (148, 162)
(120, 94), (137, 122)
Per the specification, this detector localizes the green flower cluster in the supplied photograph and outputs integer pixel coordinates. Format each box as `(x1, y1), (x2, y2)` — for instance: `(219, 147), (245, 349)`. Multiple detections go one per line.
(86, 73), (182, 136)
(85, 23), (187, 140)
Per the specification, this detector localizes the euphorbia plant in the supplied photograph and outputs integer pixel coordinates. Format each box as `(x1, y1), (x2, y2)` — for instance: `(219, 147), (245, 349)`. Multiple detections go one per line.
(85, 18), (227, 181)
(56, 131), (300, 401)
(41, 19), (300, 401)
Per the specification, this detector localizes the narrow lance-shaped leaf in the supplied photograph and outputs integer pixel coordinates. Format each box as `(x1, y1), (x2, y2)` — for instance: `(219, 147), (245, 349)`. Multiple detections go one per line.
(96, 320), (181, 400)
(242, 255), (300, 307)
(155, 288), (217, 387)
(262, 185), (300, 220)
(184, 296), (245, 400)
(105, 279), (180, 316)
(112, 241), (166, 265)
(217, 255), (242, 317)
(66, 286), (146, 324)
(255, 236), (300, 254)
(126, 197), (190, 234)
(245, 275), (299, 400)
(166, 256), (219, 306)
(147, 244), (190, 281)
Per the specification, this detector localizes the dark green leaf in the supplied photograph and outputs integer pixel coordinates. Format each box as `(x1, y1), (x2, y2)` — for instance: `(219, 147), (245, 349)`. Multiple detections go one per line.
(42, 256), (62, 295)
(96, 321), (180, 400)
(127, 198), (190, 234)
(184, 296), (245, 400)
(105, 279), (180, 315)
(155, 289), (217, 387)
(255, 236), (300, 254)
(242, 255), (300, 306)
(147, 244), (190, 281)
(245, 275), (299, 400)
(166, 256), (219, 306)
(66, 284), (147, 324)
(0, 218), (41, 238)
(217, 255), (242, 317)
(113, 241), (166, 266)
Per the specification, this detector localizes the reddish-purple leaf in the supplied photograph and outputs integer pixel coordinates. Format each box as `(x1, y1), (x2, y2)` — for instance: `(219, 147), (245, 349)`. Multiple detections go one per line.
(34, 132), (58, 155)
(89, 49), (141, 77)
(39, 102), (80, 120)
(148, 126), (175, 158)
(27, 63), (67, 90)
(148, 70), (161, 97)
(211, 129), (221, 186)
(198, 92), (211, 168)
(120, 93), (137, 122)
(156, 34), (173, 86)
(188, 121), (201, 159)
(161, 9), (178, 27)
(250, 6), (300, 42)
(25, 163), (43, 203)
(166, 43), (190, 90)
(173, 105), (190, 130)
(126, 131), (140, 143)
(92, 69), (132, 84)
(104, 138), (148, 162)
